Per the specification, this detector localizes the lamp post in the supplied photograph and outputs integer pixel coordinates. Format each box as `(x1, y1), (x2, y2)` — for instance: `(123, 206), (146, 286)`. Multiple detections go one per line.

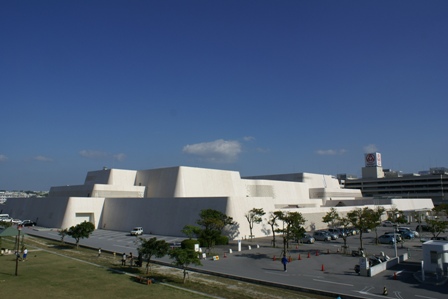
(15, 225), (22, 276)
(393, 224), (398, 258)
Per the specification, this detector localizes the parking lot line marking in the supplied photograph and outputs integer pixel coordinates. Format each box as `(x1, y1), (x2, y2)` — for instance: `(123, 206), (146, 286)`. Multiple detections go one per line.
(313, 279), (353, 286)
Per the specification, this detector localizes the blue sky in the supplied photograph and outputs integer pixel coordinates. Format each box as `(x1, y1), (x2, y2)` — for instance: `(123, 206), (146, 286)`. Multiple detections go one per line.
(1, 1), (447, 191)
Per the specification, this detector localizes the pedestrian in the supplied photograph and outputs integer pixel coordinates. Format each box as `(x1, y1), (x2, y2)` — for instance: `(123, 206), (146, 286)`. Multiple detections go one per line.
(122, 252), (126, 266)
(98, 248), (101, 257)
(281, 255), (288, 272)
(129, 252), (133, 267)
(23, 248), (28, 261)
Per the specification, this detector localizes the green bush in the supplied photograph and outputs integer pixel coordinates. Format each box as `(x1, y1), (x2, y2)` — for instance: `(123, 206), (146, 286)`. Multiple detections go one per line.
(215, 235), (229, 245)
(181, 239), (200, 250)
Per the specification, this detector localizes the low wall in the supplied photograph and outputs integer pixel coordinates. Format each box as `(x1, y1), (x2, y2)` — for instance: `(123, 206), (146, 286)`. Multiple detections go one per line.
(369, 253), (408, 277)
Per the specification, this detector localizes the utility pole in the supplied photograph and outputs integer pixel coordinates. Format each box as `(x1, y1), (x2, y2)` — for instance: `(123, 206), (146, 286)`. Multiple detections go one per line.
(15, 226), (22, 276)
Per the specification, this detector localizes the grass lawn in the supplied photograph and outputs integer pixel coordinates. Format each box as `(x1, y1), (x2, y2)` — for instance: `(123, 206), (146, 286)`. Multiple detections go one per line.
(0, 249), (203, 299)
(0, 236), (331, 299)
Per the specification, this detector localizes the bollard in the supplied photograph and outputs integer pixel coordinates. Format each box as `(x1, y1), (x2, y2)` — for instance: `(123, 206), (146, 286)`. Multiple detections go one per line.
(224, 253), (227, 258)
(307, 252), (310, 258)
(382, 286), (388, 296)
(327, 249), (330, 254)
(393, 272), (397, 280)
(298, 254), (301, 260)
(273, 255), (276, 261)
(316, 250), (319, 256)
(321, 264), (325, 271)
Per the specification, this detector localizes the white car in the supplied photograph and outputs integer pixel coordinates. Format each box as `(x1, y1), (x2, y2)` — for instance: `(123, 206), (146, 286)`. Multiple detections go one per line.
(130, 227), (144, 236)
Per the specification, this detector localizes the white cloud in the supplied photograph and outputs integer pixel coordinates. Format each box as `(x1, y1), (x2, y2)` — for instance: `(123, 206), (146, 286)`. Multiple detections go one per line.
(0, 154), (7, 162)
(113, 153), (126, 161)
(183, 139), (242, 163)
(363, 144), (378, 153)
(79, 150), (108, 159)
(316, 149), (347, 156)
(243, 136), (255, 142)
(34, 156), (53, 162)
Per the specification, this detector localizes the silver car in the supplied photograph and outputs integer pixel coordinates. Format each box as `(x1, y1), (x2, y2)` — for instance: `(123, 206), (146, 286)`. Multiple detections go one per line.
(321, 230), (338, 240)
(378, 234), (396, 244)
(300, 233), (315, 244)
(313, 231), (331, 241)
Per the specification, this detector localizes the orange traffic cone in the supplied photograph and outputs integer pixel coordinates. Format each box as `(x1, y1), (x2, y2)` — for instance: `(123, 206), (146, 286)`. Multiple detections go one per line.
(307, 252), (310, 258)
(273, 255), (276, 261)
(321, 264), (325, 271)
(316, 250), (319, 256)
(288, 256), (292, 262)
(298, 254), (301, 260)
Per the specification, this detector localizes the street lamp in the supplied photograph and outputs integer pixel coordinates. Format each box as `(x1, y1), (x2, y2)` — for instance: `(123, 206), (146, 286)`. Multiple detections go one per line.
(393, 224), (398, 258)
(15, 225), (22, 276)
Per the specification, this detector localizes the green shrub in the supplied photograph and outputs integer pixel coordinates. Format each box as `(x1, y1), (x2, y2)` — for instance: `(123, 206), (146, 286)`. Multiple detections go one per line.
(181, 239), (200, 250)
(215, 235), (229, 245)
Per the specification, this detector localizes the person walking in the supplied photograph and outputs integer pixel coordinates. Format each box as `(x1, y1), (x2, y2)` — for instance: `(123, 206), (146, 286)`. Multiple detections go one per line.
(22, 248), (28, 261)
(129, 252), (133, 267)
(98, 248), (101, 257)
(121, 252), (127, 266)
(281, 255), (288, 272)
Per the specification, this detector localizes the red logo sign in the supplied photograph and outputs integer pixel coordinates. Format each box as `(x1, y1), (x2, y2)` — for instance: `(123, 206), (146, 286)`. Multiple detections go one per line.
(366, 154), (375, 163)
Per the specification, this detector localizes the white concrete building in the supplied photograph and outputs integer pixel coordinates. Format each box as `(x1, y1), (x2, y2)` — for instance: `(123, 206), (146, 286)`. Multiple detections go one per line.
(2, 166), (434, 239)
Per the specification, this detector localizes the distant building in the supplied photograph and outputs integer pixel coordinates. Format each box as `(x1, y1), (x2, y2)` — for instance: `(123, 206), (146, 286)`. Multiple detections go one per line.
(341, 153), (447, 205)
(3, 166), (433, 238)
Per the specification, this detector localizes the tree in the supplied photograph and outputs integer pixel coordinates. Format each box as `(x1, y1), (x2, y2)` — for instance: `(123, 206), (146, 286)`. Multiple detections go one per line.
(425, 204), (448, 238)
(196, 209), (235, 253)
(169, 248), (202, 283)
(245, 208), (265, 241)
(337, 216), (351, 253)
(347, 208), (377, 250)
(137, 237), (170, 274)
(322, 207), (339, 229)
(267, 212), (281, 248)
(275, 211), (306, 255)
(372, 207), (385, 245)
(181, 225), (201, 240)
(58, 228), (69, 243)
(67, 221), (95, 249)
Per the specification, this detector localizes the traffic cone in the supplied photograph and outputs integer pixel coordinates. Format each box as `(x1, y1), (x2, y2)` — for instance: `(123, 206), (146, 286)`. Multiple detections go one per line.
(223, 252), (227, 258)
(296, 244), (298, 250)
(273, 255), (276, 261)
(307, 252), (310, 258)
(321, 264), (325, 271)
(298, 254), (301, 260)
(288, 256), (292, 262)
(393, 272), (397, 280)
(316, 250), (319, 256)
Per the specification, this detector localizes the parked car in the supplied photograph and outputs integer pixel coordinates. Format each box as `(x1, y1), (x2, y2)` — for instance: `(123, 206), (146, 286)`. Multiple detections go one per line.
(313, 231), (331, 241)
(299, 233), (315, 244)
(130, 227), (144, 236)
(382, 221), (395, 227)
(328, 228), (345, 238)
(378, 234), (396, 244)
(398, 227), (419, 238)
(321, 230), (338, 240)
(399, 230), (415, 240)
(20, 220), (36, 227)
(385, 232), (403, 242)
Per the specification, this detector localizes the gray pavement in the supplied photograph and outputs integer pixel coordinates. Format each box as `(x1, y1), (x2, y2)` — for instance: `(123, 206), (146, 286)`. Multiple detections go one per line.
(21, 226), (447, 299)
